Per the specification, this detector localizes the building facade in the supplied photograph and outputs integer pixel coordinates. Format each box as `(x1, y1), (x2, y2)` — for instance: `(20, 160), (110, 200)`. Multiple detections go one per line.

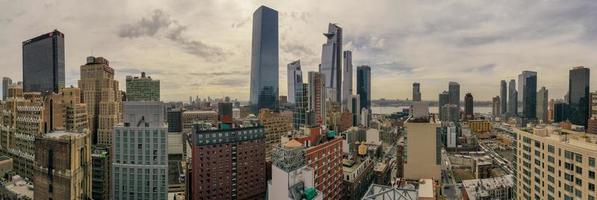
(78, 56), (122, 145)
(91, 146), (110, 200)
(190, 125), (266, 200)
(22, 30), (65, 94)
(33, 131), (91, 200)
(2, 77), (11, 101)
(357, 66), (371, 111)
(320, 23), (343, 103)
(514, 126), (597, 200)
(250, 6), (279, 113)
(508, 79), (517, 116)
(341, 51), (353, 112)
(412, 82), (421, 102)
(449, 82), (460, 108)
(112, 101), (168, 200)
(305, 137), (344, 200)
(500, 80), (507, 115)
(125, 72), (160, 101)
(287, 60), (302, 104)
(464, 93), (474, 120)
(403, 115), (441, 180)
(519, 71), (537, 120)
(537, 87), (549, 123)
(309, 72), (326, 126)
(568, 66), (590, 127)
(259, 109), (293, 162)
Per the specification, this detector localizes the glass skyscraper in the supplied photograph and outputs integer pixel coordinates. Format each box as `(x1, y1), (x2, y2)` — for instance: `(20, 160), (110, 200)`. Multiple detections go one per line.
(568, 66), (590, 127)
(448, 82), (460, 107)
(341, 50), (352, 112)
(519, 71), (537, 120)
(500, 80), (507, 115)
(320, 23), (343, 103)
(126, 72), (160, 101)
(22, 29), (65, 94)
(508, 79), (517, 116)
(287, 60), (302, 104)
(357, 65), (371, 111)
(250, 6), (279, 113)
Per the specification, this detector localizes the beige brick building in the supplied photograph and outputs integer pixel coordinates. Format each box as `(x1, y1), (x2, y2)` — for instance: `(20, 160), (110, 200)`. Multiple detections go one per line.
(78, 56), (121, 146)
(514, 126), (597, 200)
(258, 109), (293, 162)
(403, 116), (441, 181)
(33, 131), (92, 200)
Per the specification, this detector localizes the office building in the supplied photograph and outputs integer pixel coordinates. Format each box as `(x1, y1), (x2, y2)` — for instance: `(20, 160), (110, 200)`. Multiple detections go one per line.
(91, 146), (110, 200)
(553, 102), (570, 123)
(182, 110), (218, 133)
(287, 60), (302, 104)
(568, 66), (590, 127)
(250, 6), (279, 113)
(461, 175), (514, 200)
(448, 82), (460, 108)
(22, 29), (65, 94)
(190, 125), (266, 199)
(514, 126), (597, 200)
(469, 120), (491, 133)
(343, 157), (374, 200)
(537, 87), (549, 123)
(492, 96), (501, 118)
(294, 83), (308, 129)
(588, 117), (597, 134)
(412, 82), (421, 102)
(342, 51), (353, 112)
(125, 72), (160, 101)
(438, 91), (449, 120)
(167, 109), (183, 133)
(500, 80), (507, 115)
(592, 91), (597, 117)
(464, 93), (474, 120)
(268, 141), (323, 200)
(309, 72), (326, 126)
(33, 131), (91, 200)
(440, 104), (460, 122)
(357, 66), (371, 110)
(2, 77), (11, 101)
(78, 56), (122, 145)
(320, 23), (343, 103)
(259, 109), (293, 162)
(352, 95), (361, 126)
(403, 106), (441, 180)
(112, 101), (168, 200)
(519, 71), (537, 120)
(508, 79), (517, 116)
(0, 83), (44, 179)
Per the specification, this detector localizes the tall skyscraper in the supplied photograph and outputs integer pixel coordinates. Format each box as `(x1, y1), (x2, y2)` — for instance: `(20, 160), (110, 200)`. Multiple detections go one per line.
(519, 71), (537, 120)
(500, 80), (507, 115)
(357, 66), (371, 111)
(2, 77), (11, 101)
(568, 66), (590, 127)
(464, 93), (474, 120)
(352, 94), (361, 126)
(22, 29), (65, 94)
(320, 23), (343, 103)
(78, 56), (122, 145)
(341, 50), (353, 112)
(492, 96), (501, 117)
(112, 101), (168, 200)
(448, 82), (460, 108)
(308, 72), (326, 126)
(508, 79), (517, 116)
(250, 6), (279, 113)
(438, 91), (450, 120)
(294, 83), (308, 129)
(191, 124), (266, 199)
(412, 82), (421, 102)
(33, 131), (91, 200)
(287, 60), (302, 104)
(125, 72), (160, 101)
(536, 87), (548, 123)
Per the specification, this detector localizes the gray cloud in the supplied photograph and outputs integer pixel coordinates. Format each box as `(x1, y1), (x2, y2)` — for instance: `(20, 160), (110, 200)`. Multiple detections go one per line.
(118, 9), (227, 61)
(281, 43), (316, 58)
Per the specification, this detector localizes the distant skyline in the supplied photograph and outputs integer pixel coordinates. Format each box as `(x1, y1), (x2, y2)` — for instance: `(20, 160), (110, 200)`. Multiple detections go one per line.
(0, 0), (596, 101)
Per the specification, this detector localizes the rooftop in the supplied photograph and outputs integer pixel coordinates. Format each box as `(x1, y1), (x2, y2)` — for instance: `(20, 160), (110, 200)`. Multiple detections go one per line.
(362, 184), (418, 200)
(4, 175), (33, 199)
(462, 175), (514, 200)
(516, 126), (597, 151)
(44, 131), (85, 139)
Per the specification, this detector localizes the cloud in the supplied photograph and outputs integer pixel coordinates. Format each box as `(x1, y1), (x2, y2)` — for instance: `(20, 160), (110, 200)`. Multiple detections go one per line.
(118, 9), (227, 61)
(281, 43), (316, 58)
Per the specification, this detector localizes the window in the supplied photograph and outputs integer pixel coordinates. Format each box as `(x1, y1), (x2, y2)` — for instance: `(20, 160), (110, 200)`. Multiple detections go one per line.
(590, 183), (595, 191)
(590, 171), (595, 179)
(576, 154), (583, 163)
(590, 157), (596, 167)
(576, 166), (583, 175)
(548, 145), (555, 153)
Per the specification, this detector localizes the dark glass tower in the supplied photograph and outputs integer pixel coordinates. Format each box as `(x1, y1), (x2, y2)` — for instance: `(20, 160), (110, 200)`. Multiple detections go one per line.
(464, 93), (474, 120)
(508, 79), (517, 116)
(250, 6), (279, 113)
(22, 29), (65, 94)
(568, 66), (590, 127)
(356, 66), (371, 111)
(448, 82), (460, 107)
(520, 71), (537, 120)
(500, 80), (507, 115)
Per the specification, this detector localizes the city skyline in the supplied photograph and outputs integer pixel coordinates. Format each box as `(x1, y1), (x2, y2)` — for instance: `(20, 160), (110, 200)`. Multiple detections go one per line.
(1, 0), (596, 102)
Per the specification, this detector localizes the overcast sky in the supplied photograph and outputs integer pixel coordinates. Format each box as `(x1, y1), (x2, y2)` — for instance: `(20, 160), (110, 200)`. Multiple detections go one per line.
(0, 0), (595, 102)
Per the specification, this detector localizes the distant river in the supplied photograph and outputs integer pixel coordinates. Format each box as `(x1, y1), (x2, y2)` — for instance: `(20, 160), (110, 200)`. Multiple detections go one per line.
(371, 106), (493, 115)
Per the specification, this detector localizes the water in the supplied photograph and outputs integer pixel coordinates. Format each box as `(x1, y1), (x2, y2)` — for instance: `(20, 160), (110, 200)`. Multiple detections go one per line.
(371, 106), (493, 115)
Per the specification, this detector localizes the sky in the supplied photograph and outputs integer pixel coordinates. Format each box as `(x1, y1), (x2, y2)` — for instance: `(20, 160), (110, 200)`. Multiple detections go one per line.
(0, 0), (596, 102)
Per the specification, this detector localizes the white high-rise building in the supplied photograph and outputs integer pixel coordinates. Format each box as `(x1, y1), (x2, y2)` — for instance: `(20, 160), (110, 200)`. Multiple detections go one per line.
(112, 101), (168, 200)
(287, 60), (302, 104)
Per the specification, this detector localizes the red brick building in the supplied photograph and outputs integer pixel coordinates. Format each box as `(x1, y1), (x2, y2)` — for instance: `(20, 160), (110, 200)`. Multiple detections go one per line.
(190, 126), (266, 200)
(304, 137), (343, 200)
